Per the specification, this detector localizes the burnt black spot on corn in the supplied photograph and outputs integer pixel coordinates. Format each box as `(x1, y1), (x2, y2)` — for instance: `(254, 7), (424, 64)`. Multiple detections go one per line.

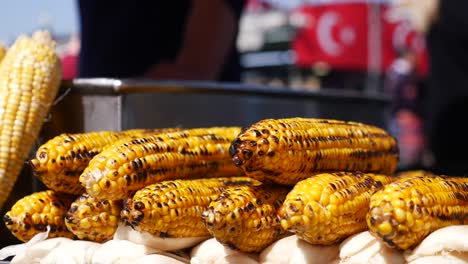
(278, 172), (395, 245)
(64, 193), (122, 242)
(80, 127), (244, 200)
(230, 118), (398, 185)
(120, 177), (260, 238)
(202, 184), (290, 253)
(3, 190), (75, 242)
(30, 128), (178, 195)
(367, 174), (468, 250)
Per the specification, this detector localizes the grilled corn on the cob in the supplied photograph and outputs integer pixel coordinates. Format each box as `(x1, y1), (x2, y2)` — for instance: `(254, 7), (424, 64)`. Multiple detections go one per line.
(367, 174), (468, 250)
(30, 128), (177, 195)
(202, 184), (290, 253)
(3, 190), (75, 242)
(121, 177), (261, 238)
(81, 127), (243, 200)
(65, 193), (122, 242)
(0, 31), (62, 209)
(230, 118), (398, 185)
(278, 172), (395, 245)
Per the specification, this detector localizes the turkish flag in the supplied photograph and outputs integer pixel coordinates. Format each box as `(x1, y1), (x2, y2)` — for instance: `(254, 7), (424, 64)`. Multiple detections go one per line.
(293, 3), (369, 70)
(293, 3), (429, 75)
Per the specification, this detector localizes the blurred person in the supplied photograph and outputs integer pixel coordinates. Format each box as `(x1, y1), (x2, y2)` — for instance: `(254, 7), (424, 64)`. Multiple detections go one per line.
(78, 0), (245, 81)
(399, 0), (468, 174)
(385, 48), (425, 169)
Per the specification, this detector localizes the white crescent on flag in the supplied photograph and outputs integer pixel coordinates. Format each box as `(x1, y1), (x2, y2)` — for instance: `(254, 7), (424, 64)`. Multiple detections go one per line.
(317, 12), (342, 56)
(317, 11), (356, 57)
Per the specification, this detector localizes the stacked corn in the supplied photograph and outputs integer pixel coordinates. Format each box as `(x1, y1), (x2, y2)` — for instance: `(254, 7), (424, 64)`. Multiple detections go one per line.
(4, 126), (248, 243)
(2, 110), (466, 258)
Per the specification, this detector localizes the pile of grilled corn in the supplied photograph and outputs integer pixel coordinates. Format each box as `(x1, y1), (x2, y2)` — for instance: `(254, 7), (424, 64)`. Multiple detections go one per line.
(0, 47), (466, 264)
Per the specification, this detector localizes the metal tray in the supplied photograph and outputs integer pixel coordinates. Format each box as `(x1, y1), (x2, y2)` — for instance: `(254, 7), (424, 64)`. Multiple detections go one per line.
(42, 78), (390, 136)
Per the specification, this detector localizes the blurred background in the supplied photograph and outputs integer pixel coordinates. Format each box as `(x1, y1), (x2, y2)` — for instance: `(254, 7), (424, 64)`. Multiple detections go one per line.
(0, 0), (454, 171)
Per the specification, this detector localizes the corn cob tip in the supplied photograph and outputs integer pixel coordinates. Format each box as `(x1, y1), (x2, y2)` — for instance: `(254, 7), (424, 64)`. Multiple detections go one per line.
(32, 30), (56, 47)
(65, 194), (122, 242)
(80, 168), (108, 196)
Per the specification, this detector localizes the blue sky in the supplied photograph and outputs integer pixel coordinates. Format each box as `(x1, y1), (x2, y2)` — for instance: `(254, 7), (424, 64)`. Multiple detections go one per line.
(0, 0), (78, 43)
(0, 0), (303, 44)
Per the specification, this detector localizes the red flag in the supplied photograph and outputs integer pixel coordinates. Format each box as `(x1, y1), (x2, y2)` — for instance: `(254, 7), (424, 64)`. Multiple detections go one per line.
(293, 3), (369, 70)
(293, 3), (429, 75)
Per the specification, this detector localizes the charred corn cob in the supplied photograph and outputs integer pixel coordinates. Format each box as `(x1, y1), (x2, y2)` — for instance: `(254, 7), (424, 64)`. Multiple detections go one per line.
(230, 118), (398, 185)
(65, 193), (122, 242)
(0, 31), (62, 209)
(367, 174), (468, 250)
(3, 190), (75, 242)
(30, 128), (178, 195)
(81, 127), (244, 200)
(121, 177), (261, 238)
(202, 184), (290, 253)
(278, 172), (395, 245)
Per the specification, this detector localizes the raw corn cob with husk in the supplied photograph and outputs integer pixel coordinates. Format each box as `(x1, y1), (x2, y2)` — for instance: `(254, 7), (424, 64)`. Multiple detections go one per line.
(202, 184), (290, 253)
(3, 190), (75, 242)
(278, 172), (396, 245)
(65, 193), (122, 242)
(367, 174), (468, 250)
(80, 127), (244, 200)
(30, 128), (180, 195)
(121, 177), (261, 238)
(230, 118), (398, 185)
(0, 31), (62, 209)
